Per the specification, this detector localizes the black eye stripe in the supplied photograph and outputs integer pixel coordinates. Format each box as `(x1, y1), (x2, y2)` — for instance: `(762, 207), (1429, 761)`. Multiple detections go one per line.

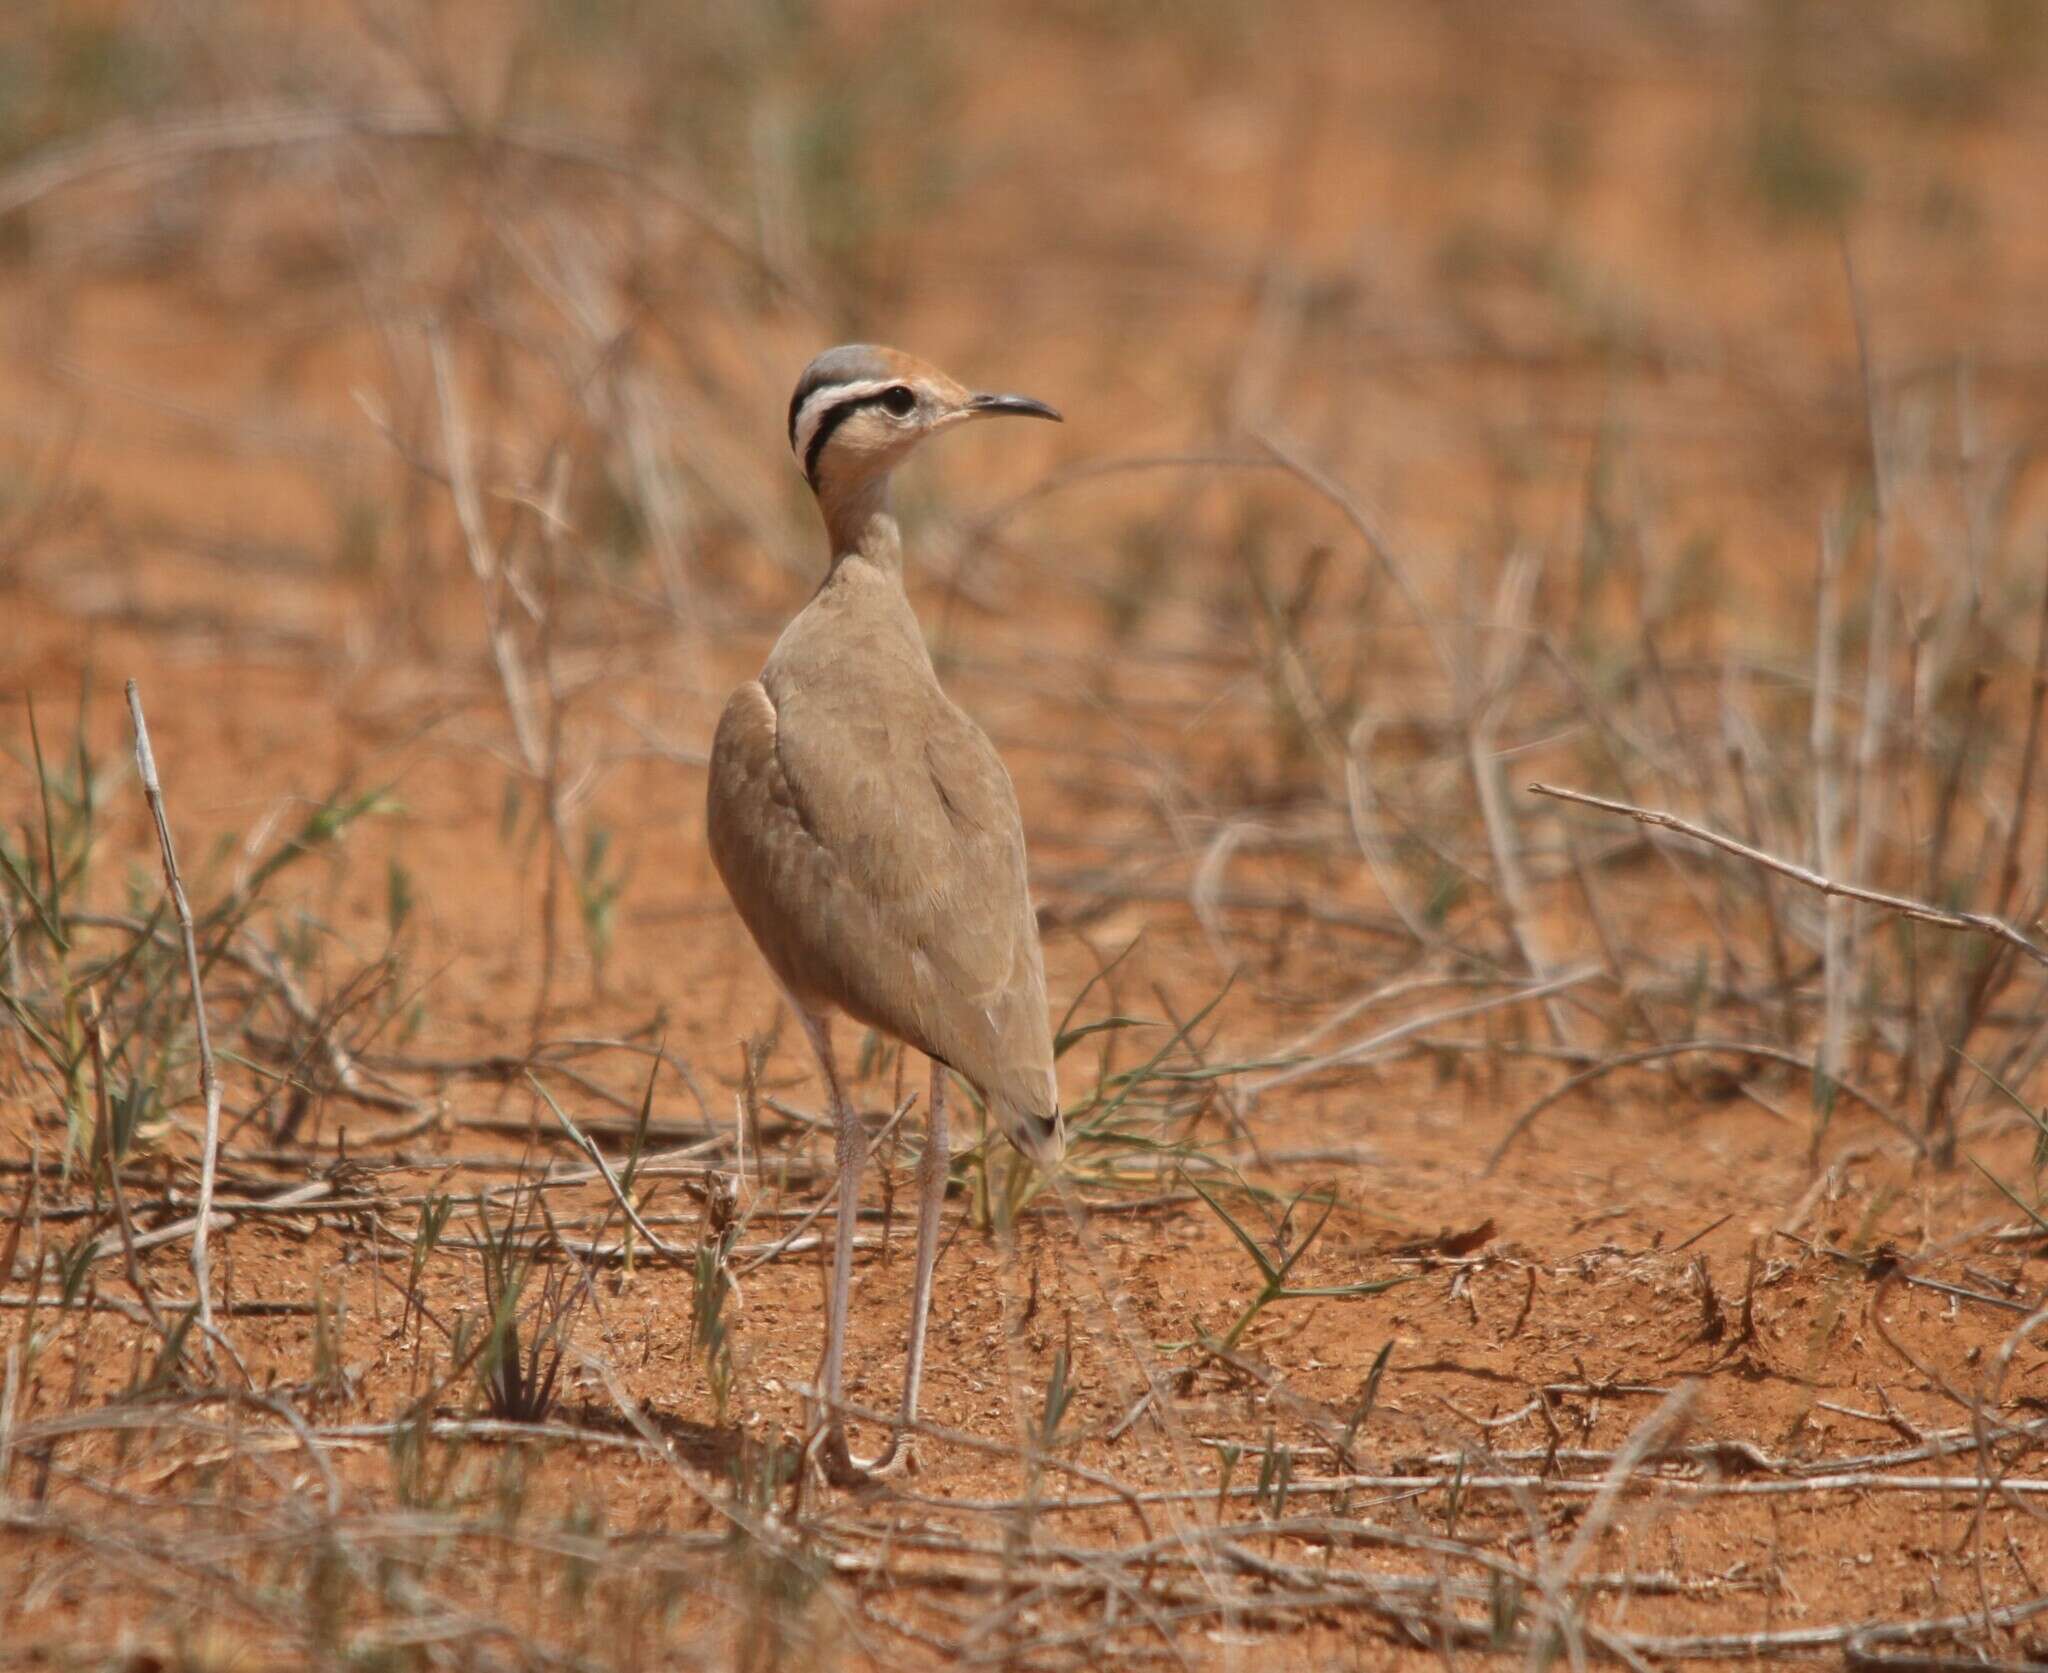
(803, 389), (908, 486)
(787, 362), (849, 447)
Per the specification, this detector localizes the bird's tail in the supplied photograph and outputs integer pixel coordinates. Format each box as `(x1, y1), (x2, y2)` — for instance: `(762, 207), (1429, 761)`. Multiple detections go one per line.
(991, 1082), (1065, 1169)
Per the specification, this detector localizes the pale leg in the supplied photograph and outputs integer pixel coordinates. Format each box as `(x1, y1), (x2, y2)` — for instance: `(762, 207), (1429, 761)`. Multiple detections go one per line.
(860, 1055), (950, 1475)
(796, 1007), (954, 1484)
(792, 1011), (868, 1480)
(900, 1056), (950, 1431)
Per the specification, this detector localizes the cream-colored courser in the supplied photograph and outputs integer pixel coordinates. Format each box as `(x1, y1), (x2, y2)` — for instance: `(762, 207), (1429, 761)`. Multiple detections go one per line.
(706, 345), (1065, 1482)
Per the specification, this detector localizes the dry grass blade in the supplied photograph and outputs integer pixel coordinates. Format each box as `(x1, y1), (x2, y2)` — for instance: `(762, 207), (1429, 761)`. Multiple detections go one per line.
(123, 681), (225, 1340)
(1248, 966), (1600, 1096)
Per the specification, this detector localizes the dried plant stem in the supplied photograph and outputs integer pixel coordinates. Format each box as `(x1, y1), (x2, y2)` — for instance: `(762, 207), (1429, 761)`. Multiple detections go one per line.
(1724, 731), (1799, 1047)
(532, 1075), (689, 1264)
(1344, 720), (1439, 947)
(428, 327), (543, 777)
(1257, 434), (1574, 1015)
(1920, 565), (2048, 1161)
(1253, 431), (1453, 675)
(1843, 242), (1896, 995)
(125, 680), (222, 1335)
(1526, 783), (2048, 971)
(82, 1181), (330, 1266)
(1248, 966), (1600, 1097)
(1466, 638), (1572, 1042)
(1549, 1381), (1696, 1585)
(1813, 517), (1851, 1121)
(1485, 1037), (1919, 1173)
(0, 1329), (20, 1495)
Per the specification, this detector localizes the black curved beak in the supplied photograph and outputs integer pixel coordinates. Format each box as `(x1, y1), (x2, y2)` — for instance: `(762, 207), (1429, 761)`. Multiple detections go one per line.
(966, 391), (1063, 423)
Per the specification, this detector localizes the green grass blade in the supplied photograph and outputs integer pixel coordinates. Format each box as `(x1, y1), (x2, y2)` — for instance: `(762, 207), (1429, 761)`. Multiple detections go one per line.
(1054, 1014), (1157, 1059)
(1188, 1176), (1278, 1283)
(0, 842), (67, 952)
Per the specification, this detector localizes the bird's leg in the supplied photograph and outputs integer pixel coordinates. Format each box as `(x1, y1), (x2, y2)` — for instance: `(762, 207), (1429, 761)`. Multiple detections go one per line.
(860, 1056), (950, 1476)
(796, 1010), (893, 1486)
(902, 1056), (950, 1430)
(822, 1045), (859, 1417)
(799, 1013), (859, 1456)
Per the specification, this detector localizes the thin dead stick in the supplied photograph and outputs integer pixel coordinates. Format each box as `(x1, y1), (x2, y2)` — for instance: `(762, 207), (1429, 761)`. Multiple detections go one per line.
(0, 1294), (318, 1317)
(80, 1181), (332, 1266)
(1843, 241), (1897, 997)
(1272, 971), (1487, 1061)
(1253, 430), (1454, 677)
(1723, 716), (1799, 1047)
(529, 1074), (689, 1264)
(1345, 718), (1439, 948)
(1544, 1380), (1699, 1654)
(1205, 1542), (1658, 1673)
(1813, 516), (1851, 1118)
(1921, 564), (2048, 1161)
(1255, 433), (1573, 1042)
(1026, 1469), (2048, 1502)
(0, 1331), (19, 1497)
(860, 1524), (1720, 1604)
(1527, 783), (2048, 971)
(126, 681), (223, 1336)
(427, 326), (544, 777)
(1464, 550), (1573, 1047)
(1616, 1588), (2048, 1660)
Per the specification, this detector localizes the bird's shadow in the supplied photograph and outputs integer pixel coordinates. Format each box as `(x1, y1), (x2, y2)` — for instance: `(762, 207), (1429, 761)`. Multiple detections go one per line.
(555, 1399), (803, 1482)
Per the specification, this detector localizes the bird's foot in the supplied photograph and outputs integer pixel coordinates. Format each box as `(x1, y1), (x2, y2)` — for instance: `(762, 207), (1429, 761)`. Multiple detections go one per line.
(808, 1421), (916, 1489)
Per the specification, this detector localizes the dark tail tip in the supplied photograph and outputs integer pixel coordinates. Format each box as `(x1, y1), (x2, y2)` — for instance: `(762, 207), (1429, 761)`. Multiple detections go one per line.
(1005, 1105), (1066, 1168)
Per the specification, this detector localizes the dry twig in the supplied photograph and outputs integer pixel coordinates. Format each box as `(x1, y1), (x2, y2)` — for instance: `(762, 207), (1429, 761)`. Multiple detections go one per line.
(1527, 782), (2048, 970)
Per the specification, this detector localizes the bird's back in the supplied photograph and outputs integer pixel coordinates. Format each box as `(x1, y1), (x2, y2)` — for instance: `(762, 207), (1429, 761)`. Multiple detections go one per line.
(707, 559), (1059, 1151)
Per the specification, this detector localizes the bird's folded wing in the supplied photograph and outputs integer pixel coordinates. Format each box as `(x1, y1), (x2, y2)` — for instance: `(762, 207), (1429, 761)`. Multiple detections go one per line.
(710, 680), (1052, 1103)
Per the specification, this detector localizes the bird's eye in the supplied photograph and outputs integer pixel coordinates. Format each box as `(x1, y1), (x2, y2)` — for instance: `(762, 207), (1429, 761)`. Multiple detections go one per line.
(880, 385), (917, 418)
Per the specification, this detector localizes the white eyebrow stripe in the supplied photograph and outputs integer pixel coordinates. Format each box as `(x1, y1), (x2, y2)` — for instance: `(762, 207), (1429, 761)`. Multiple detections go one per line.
(790, 378), (897, 470)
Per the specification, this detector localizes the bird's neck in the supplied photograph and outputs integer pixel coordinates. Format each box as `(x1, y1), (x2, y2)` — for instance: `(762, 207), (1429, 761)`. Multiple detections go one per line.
(820, 475), (903, 578)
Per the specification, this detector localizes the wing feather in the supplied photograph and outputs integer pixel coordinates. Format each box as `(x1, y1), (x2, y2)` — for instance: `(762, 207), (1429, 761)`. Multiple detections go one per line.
(706, 666), (1056, 1136)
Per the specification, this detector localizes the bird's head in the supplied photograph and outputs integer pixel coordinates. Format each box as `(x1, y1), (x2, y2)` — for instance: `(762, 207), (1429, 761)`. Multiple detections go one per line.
(787, 345), (1061, 531)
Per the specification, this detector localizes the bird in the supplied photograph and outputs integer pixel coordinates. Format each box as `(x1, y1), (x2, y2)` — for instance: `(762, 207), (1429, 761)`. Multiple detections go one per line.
(706, 344), (1067, 1483)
